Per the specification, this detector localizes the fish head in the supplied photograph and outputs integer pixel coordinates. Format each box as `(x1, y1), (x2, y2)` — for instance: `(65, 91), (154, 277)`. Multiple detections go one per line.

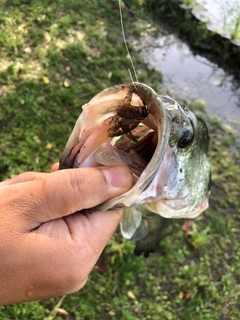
(59, 83), (211, 250)
(143, 95), (211, 219)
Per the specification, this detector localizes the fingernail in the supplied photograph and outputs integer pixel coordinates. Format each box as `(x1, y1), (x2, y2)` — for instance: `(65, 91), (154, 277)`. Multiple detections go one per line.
(102, 167), (132, 188)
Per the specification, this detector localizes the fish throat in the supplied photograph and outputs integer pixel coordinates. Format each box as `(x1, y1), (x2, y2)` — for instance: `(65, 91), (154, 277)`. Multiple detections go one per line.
(93, 86), (161, 178)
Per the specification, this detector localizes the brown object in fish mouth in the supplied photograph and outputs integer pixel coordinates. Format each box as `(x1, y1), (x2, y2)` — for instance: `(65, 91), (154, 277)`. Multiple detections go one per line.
(106, 87), (149, 139)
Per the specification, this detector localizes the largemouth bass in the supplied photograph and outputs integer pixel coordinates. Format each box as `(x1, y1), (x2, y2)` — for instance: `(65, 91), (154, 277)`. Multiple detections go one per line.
(59, 82), (211, 256)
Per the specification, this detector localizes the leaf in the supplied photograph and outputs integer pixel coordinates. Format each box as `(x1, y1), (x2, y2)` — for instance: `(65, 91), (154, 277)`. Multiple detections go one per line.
(56, 308), (69, 316)
(45, 143), (53, 149)
(63, 80), (70, 87)
(178, 291), (184, 300)
(127, 290), (136, 300)
(42, 76), (50, 84)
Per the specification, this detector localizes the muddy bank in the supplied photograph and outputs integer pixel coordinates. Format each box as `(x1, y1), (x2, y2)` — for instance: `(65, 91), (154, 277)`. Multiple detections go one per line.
(142, 0), (240, 78)
(180, 0), (240, 46)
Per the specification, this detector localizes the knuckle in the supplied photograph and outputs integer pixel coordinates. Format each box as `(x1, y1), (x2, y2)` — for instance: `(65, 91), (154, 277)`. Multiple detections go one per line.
(68, 170), (84, 195)
(66, 169), (106, 209)
(66, 171), (85, 205)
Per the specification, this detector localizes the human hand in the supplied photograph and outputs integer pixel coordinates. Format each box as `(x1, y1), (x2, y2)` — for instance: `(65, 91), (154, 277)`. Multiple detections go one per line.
(0, 165), (132, 305)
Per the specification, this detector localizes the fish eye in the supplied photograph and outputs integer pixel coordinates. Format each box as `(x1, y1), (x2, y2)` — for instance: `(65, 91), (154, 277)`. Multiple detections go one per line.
(178, 127), (194, 148)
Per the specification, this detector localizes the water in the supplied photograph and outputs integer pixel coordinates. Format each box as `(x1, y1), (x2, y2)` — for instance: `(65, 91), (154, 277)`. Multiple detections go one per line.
(137, 32), (240, 133)
(181, 0), (240, 45)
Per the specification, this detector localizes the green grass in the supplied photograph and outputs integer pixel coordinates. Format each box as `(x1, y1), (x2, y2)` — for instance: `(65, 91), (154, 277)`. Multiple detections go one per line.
(1, 0), (240, 319)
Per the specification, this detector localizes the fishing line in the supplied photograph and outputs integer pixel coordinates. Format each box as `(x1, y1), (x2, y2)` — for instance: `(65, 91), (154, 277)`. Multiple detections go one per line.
(118, 0), (139, 84)
(128, 68), (135, 83)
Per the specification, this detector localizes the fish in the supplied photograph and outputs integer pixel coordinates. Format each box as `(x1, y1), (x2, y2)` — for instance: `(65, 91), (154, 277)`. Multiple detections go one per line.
(59, 82), (211, 256)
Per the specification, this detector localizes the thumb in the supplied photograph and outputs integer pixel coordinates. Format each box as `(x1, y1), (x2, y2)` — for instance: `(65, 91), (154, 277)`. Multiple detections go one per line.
(7, 166), (132, 225)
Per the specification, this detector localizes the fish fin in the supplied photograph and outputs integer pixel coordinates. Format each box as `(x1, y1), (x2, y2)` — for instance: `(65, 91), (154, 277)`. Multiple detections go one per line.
(134, 212), (173, 257)
(120, 207), (142, 239)
(130, 218), (148, 242)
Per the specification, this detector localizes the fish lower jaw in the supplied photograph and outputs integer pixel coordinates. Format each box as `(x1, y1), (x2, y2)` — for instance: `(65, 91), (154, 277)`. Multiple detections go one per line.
(144, 198), (209, 219)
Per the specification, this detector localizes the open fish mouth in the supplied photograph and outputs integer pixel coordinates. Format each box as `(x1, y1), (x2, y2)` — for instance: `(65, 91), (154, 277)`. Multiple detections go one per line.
(59, 83), (171, 208)
(59, 82), (211, 251)
(59, 83), (163, 175)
